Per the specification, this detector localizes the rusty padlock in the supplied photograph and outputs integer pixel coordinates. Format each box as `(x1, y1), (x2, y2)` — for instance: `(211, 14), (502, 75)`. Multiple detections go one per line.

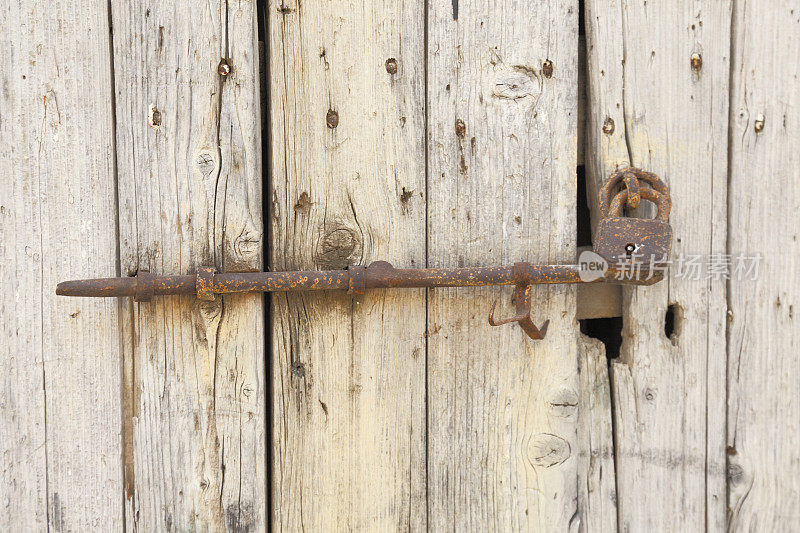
(593, 168), (673, 282)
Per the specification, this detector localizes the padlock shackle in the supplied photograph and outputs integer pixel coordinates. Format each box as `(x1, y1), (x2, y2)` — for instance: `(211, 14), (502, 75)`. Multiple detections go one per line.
(599, 167), (671, 217)
(607, 188), (671, 222)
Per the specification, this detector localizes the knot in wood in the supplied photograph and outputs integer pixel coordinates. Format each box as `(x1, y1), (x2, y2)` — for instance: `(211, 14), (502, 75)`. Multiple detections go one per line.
(527, 433), (571, 468)
(315, 227), (361, 269)
(548, 388), (578, 417)
(233, 228), (261, 260)
(294, 192), (313, 213)
(492, 66), (541, 101)
(196, 152), (217, 176)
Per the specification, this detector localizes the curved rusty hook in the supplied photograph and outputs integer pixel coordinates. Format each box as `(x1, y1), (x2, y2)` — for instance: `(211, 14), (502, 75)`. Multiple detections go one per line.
(488, 262), (549, 340)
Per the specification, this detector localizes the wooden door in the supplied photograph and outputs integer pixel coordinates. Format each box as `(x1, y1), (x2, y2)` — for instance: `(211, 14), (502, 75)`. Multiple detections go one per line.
(2, 0), (799, 530)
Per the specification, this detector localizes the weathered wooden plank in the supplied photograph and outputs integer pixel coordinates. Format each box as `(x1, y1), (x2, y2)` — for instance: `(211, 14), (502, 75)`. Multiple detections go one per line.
(0, 0), (123, 529)
(577, 337), (617, 533)
(112, 0), (266, 528)
(584, 1), (730, 530)
(426, 1), (579, 529)
(268, 0), (427, 529)
(728, 1), (800, 528)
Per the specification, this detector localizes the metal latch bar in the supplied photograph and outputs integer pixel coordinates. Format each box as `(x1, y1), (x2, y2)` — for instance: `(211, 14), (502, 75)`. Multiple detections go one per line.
(56, 168), (672, 340)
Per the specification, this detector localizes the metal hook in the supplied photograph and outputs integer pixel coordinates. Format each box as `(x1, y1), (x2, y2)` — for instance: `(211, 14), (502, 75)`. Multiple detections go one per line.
(488, 263), (549, 340)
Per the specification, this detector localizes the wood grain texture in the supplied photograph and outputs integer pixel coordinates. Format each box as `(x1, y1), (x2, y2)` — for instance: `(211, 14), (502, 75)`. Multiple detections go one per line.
(426, 1), (579, 529)
(112, 0), (265, 528)
(577, 336), (617, 533)
(584, 1), (731, 530)
(727, 1), (800, 528)
(0, 0), (123, 529)
(268, 0), (427, 529)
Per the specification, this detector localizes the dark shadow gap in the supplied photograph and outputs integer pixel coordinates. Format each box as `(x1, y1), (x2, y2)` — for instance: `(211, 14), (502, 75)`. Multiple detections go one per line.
(723, 0), (739, 521)
(256, 0), (272, 530)
(580, 172), (618, 367)
(577, 165), (592, 248)
(580, 317), (623, 359)
(106, 0), (131, 529)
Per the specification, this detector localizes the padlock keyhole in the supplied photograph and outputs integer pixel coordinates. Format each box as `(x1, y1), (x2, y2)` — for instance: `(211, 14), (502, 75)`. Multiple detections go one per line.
(624, 243), (636, 256)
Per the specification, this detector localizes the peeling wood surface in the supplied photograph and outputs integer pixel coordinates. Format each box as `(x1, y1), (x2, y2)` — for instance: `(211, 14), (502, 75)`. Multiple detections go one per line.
(268, 0), (427, 529)
(0, 0), (123, 529)
(426, 1), (579, 529)
(112, 0), (265, 529)
(727, 1), (800, 528)
(583, 1), (731, 530)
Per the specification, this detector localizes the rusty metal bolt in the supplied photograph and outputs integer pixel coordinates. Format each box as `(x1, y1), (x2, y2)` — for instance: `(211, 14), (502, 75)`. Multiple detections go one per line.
(602, 117), (615, 135)
(690, 53), (702, 72)
(542, 59), (553, 78)
(218, 59), (231, 77)
(385, 58), (398, 74)
(754, 114), (765, 133)
(149, 107), (162, 128)
(455, 118), (466, 138)
(326, 109), (339, 129)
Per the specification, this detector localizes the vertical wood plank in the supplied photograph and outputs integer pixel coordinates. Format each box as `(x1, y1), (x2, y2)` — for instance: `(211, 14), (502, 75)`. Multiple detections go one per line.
(268, 0), (427, 529)
(112, 0), (265, 528)
(426, 1), (579, 529)
(0, 0), (123, 529)
(584, 1), (730, 529)
(577, 337), (617, 533)
(728, 1), (800, 528)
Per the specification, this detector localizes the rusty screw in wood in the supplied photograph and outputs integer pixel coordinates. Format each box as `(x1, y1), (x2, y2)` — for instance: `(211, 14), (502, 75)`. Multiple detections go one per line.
(754, 114), (765, 133)
(218, 59), (231, 76)
(690, 53), (702, 72)
(385, 58), (398, 74)
(149, 107), (162, 128)
(326, 109), (339, 129)
(602, 117), (615, 135)
(455, 118), (466, 138)
(542, 59), (553, 78)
